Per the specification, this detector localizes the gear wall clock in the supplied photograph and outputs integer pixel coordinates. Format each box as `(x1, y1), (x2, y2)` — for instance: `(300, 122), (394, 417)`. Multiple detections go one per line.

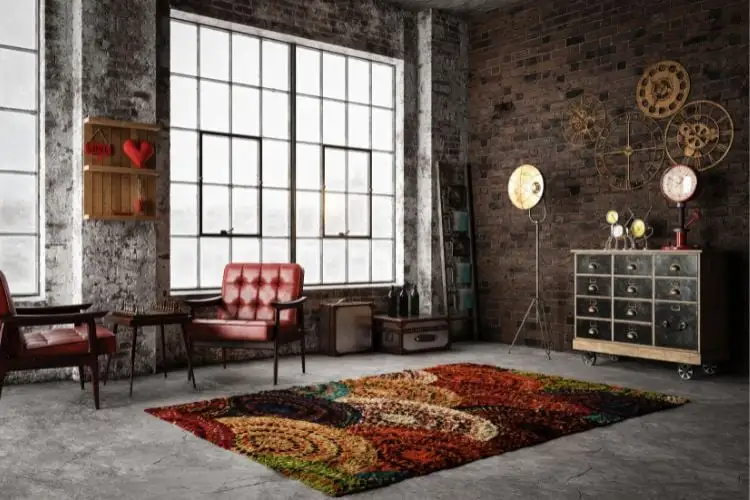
(664, 100), (734, 172)
(562, 94), (607, 147)
(636, 60), (691, 119)
(594, 112), (666, 191)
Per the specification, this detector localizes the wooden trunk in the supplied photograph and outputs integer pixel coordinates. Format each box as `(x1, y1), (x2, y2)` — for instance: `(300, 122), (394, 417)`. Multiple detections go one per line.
(373, 314), (451, 355)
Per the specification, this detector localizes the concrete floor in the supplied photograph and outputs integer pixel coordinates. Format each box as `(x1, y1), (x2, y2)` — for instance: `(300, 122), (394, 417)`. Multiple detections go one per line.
(0, 343), (747, 500)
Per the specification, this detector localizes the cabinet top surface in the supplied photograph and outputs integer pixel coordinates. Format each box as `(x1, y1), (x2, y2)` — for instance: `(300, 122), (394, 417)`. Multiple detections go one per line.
(570, 249), (702, 255)
(373, 314), (448, 323)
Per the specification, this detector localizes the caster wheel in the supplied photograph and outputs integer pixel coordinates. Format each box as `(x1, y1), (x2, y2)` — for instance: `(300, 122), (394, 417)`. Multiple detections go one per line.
(701, 363), (718, 376)
(582, 352), (597, 367)
(608, 355), (620, 362)
(677, 364), (695, 380)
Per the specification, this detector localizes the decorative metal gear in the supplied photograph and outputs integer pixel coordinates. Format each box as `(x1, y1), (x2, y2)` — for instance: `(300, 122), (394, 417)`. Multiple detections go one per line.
(594, 111), (666, 191)
(562, 93), (607, 147)
(664, 100), (734, 172)
(636, 60), (691, 119)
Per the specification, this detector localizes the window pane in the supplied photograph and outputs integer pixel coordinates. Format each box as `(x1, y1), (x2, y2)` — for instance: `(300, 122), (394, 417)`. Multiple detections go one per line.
(0, 0), (36, 49)
(262, 40), (289, 91)
(296, 144), (321, 190)
(296, 96), (320, 143)
(296, 191), (320, 237)
(232, 187), (259, 234)
(323, 148), (345, 191)
(0, 110), (36, 172)
(296, 239), (321, 284)
(347, 151), (369, 193)
(347, 194), (369, 236)
(348, 240), (370, 282)
(0, 173), (35, 232)
(372, 63), (394, 108)
(262, 139), (289, 188)
(372, 240), (394, 282)
(322, 100), (345, 146)
(348, 58), (370, 104)
(170, 237), (198, 289)
(232, 33), (259, 86)
(0, 235), (36, 294)
(261, 90), (289, 139)
(201, 134), (230, 184)
(200, 81), (230, 132)
(296, 47), (320, 96)
(324, 193), (345, 236)
(170, 21), (197, 75)
(372, 195), (393, 238)
(0, 48), (36, 111)
(231, 86), (260, 136)
(199, 27), (229, 81)
(170, 183), (198, 236)
(232, 137), (259, 186)
(170, 76), (198, 129)
(371, 152), (393, 194)
(322, 53), (345, 99)
(347, 104), (370, 149)
(170, 130), (198, 182)
(201, 185), (230, 233)
(262, 238), (289, 262)
(372, 108), (393, 151)
(232, 237), (260, 262)
(262, 189), (289, 237)
(322, 239), (345, 283)
(200, 238), (229, 288)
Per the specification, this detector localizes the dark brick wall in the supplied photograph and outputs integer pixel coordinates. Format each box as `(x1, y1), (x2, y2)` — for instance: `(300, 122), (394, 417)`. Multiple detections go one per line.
(468, 0), (749, 371)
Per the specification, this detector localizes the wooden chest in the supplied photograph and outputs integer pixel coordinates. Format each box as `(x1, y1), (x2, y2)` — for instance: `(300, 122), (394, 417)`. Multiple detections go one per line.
(373, 315), (451, 354)
(318, 301), (374, 356)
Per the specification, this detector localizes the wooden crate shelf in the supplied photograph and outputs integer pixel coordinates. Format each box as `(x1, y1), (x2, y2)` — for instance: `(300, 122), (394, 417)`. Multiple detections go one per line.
(82, 117), (160, 221)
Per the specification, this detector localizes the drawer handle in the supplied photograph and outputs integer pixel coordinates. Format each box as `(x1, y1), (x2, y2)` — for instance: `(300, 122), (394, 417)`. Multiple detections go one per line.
(662, 320), (671, 328)
(670, 264), (681, 272)
(678, 322), (687, 331)
(587, 284), (598, 293)
(588, 262), (598, 270)
(627, 263), (636, 271)
(669, 288), (681, 296)
(626, 308), (636, 317)
(587, 305), (598, 314)
(626, 330), (638, 340)
(587, 327), (598, 336)
(626, 285), (637, 294)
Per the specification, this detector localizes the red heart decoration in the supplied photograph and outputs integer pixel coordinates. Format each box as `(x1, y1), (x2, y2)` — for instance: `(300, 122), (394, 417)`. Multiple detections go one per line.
(123, 139), (154, 168)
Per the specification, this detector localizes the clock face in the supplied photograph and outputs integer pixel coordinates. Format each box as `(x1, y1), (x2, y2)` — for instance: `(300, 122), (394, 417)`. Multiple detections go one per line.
(661, 164), (698, 203)
(605, 210), (619, 224)
(611, 224), (624, 238)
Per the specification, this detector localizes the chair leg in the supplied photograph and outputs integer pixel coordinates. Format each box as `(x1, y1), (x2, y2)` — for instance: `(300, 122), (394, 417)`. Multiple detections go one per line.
(103, 354), (112, 386)
(222, 348), (227, 369)
(78, 365), (85, 390)
(180, 324), (196, 389)
(273, 339), (279, 385)
(0, 366), (6, 400)
(88, 357), (101, 410)
(300, 336), (306, 374)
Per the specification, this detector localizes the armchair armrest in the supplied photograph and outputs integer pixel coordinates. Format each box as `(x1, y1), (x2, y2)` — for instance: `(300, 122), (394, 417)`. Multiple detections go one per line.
(1, 311), (108, 327)
(16, 303), (93, 315)
(181, 296), (223, 312)
(270, 296), (307, 310)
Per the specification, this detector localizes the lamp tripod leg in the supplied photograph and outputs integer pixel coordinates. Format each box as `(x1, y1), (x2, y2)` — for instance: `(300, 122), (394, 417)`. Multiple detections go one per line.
(509, 297), (536, 354)
(537, 297), (553, 359)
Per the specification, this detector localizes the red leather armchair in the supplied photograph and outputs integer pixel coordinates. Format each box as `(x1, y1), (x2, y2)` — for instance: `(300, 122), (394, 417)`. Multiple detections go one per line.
(0, 271), (116, 409)
(182, 263), (307, 385)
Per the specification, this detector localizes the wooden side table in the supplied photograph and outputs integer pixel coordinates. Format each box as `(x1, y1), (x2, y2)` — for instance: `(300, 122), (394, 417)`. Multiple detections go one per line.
(105, 312), (194, 396)
(373, 314), (451, 354)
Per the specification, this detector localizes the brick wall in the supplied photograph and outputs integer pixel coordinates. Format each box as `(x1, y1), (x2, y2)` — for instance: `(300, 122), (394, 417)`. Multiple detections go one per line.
(468, 0), (749, 371)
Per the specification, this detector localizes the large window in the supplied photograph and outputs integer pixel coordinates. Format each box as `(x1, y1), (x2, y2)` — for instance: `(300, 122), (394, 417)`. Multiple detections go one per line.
(0, 1), (41, 297)
(170, 14), (397, 291)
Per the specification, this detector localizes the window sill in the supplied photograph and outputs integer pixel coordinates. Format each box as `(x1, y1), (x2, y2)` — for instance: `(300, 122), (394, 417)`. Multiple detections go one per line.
(171, 282), (397, 299)
(12, 295), (46, 305)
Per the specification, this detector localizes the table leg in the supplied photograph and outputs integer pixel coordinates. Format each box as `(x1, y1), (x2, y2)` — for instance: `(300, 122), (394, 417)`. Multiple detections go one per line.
(129, 327), (138, 397)
(180, 323), (196, 389)
(160, 324), (168, 379)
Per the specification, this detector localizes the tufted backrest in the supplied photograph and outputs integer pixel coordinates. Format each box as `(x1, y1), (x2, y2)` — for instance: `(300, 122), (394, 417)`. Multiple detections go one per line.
(0, 270), (18, 356)
(220, 263), (304, 323)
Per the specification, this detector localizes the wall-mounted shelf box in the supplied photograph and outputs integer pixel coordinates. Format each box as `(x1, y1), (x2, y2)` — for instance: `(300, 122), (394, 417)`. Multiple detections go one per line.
(82, 117), (160, 221)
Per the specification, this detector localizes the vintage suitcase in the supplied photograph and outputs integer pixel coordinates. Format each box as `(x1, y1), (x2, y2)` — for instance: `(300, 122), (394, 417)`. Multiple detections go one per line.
(319, 301), (374, 356)
(373, 315), (451, 354)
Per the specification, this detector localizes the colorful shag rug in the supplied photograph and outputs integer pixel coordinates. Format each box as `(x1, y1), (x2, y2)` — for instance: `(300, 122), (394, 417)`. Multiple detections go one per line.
(145, 363), (688, 496)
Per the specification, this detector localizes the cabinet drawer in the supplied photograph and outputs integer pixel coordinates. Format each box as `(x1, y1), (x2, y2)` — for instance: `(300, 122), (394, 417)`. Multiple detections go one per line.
(654, 303), (698, 350)
(576, 297), (611, 319)
(613, 277), (652, 299)
(614, 254), (652, 276)
(654, 254), (698, 277)
(576, 276), (611, 297)
(576, 254), (611, 275)
(576, 319), (611, 341)
(613, 322), (652, 346)
(613, 299), (652, 322)
(654, 278), (697, 302)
